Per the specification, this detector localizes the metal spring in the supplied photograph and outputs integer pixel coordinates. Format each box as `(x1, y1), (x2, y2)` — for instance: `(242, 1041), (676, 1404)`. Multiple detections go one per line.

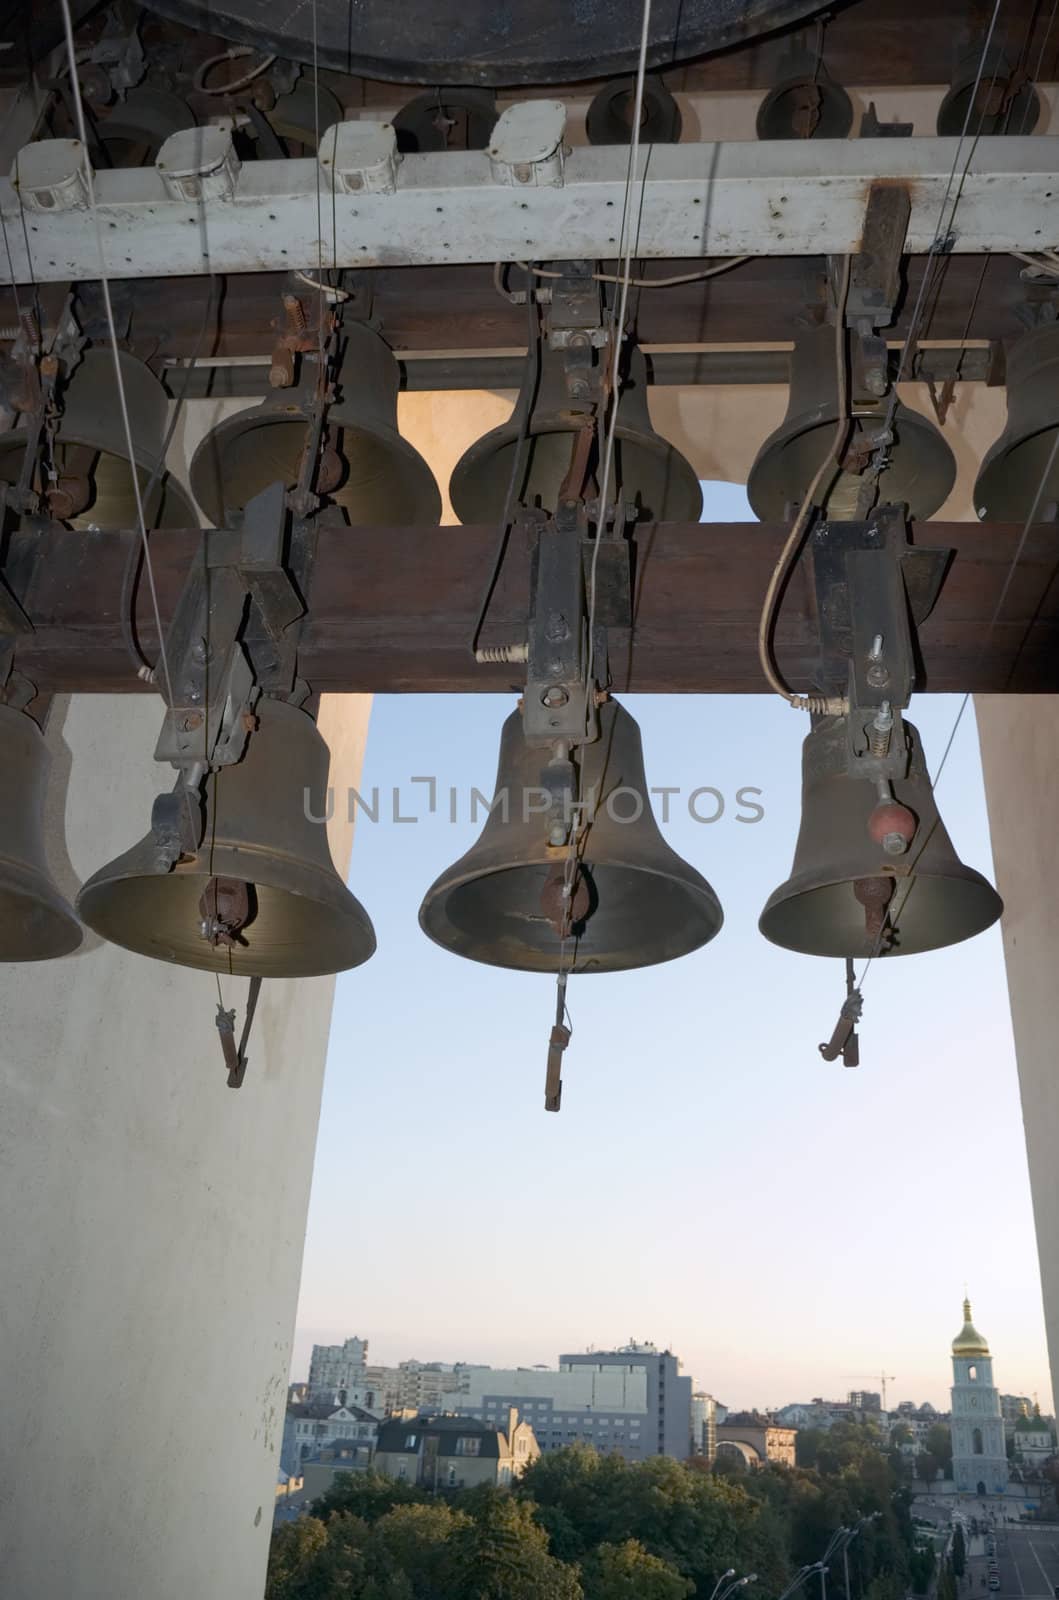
(790, 694), (848, 716)
(475, 643), (529, 664)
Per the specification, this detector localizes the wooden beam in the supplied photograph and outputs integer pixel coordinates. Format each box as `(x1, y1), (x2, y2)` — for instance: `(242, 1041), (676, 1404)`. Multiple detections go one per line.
(5, 521), (1059, 695)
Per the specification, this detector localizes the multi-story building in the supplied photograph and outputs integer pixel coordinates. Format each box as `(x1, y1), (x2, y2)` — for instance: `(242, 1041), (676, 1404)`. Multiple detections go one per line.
(562, 1344), (693, 1461)
(281, 1401), (380, 1475)
(439, 1342), (692, 1463)
(373, 1413), (539, 1490)
(366, 1360), (472, 1415)
(691, 1392), (719, 1461)
(717, 1414), (797, 1467)
(848, 1391), (882, 1412)
(307, 1337), (369, 1402)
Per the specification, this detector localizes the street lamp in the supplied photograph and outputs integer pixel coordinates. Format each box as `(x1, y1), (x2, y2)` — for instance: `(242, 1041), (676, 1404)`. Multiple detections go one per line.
(718, 1574), (760, 1600)
(709, 1568), (737, 1600)
(777, 1562), (826, 1600)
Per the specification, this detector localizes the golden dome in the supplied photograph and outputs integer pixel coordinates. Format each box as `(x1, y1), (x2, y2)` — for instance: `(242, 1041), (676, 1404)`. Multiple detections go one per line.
(952, 1298), (990, 1357)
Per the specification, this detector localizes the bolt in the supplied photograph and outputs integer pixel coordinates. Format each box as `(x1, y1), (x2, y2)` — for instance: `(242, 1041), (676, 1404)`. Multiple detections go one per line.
(545, 612), (570, 643)
(541, 685), (569, 708)
(182, 712), (203, 732)
(869, 634), (884, 661)
(882, 831), (908, 856)
(547, 823), (567, 846)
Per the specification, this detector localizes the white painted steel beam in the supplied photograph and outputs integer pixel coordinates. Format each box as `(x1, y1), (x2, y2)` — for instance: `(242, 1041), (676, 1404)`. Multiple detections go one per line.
(3, 130), (1058, 283)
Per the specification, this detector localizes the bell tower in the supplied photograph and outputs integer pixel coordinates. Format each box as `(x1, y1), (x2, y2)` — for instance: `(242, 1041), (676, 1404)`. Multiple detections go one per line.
(950, 1299), (1009, 1497)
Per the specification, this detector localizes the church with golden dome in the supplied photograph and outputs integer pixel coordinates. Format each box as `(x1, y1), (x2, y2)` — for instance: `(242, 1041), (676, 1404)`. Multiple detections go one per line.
(950, 1299), (1009, 1497)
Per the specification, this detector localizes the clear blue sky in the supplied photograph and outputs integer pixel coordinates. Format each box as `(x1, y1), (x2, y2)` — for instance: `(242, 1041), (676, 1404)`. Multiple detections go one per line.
(293, 484), (1052, 1416)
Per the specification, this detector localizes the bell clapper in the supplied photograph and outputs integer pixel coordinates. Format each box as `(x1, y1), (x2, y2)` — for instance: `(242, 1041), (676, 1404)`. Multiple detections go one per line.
(819, 958), (864, 1067)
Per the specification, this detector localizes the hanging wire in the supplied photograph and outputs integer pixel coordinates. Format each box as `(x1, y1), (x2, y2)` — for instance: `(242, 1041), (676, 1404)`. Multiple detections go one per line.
(57, 0), (179, 721)
(120, 276), (219, 674)
(553, 0), (655, 994)
(469, 270), (541, 656)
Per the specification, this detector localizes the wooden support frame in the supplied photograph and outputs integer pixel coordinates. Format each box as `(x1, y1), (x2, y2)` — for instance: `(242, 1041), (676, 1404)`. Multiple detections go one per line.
(6, 520), (1058, 696)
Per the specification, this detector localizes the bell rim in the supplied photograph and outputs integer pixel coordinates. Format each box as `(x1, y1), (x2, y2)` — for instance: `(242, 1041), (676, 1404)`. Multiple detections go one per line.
(188, 405), (441, 526)
(77, 868), (377, 978)
(449, 414), (704, 524)
(419, 857), (723, 974)
(973, 427), (1059, 521)
(758, 864), (1003, 958)
(0, 434), (195, 528)
(0, 861), (83, 961)
(747, 400), (957, 521)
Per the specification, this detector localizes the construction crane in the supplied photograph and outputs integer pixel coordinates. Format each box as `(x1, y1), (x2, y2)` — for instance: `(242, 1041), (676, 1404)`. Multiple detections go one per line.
(843, 1373), (897, 1410)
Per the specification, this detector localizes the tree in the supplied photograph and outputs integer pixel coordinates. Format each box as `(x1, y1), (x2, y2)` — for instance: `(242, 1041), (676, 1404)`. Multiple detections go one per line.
(925, 1426), (953, 1478)
(581, 1540), (692, 1600)
(443, 1494), (583, 1600)
(266, 1517), (329, 1600)
(916, 1453), (941, 1489)
(312, 1469), (426, 1524)
(952, 1524), (967, 1578)
(909, 1548), (936, 1596)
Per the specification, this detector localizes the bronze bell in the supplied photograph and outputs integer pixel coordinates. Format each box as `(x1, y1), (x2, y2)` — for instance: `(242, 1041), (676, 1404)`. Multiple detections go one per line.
(974, 322), (1059, 522)
(0, 350), (194, 529)
(77, 697), (375, 978)
(189, 321), (442, 527)
(760, 716), (1002, 958)
(756, 67), (853, 140)
(449, 342), (703, 524)
(747, 326), (956, 521)
(937, 48), (1040, 137)
(419, 698), (722, 973)
(0, 704), (82, 961)
(97, 87), (196, 165)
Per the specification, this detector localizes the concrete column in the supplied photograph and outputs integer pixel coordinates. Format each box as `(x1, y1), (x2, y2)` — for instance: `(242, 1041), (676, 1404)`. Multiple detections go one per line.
(975, 695), (1059, 1413)
(0, 690), (370, 1600)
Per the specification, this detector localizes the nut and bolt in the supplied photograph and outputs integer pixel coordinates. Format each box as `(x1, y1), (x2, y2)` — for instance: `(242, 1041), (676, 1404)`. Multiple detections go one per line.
(866, 632), (890, 689)
(541, 685), (569, 708)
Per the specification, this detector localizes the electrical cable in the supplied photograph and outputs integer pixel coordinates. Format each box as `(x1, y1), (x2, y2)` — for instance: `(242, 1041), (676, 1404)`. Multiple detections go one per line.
(509, 256), (753, 291)
(193, 47), (277, 96)
(756, 252), (853, 713)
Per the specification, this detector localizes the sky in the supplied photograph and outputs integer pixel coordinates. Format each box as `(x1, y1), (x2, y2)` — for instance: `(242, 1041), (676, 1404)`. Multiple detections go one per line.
(291, 482), (1052, 1417)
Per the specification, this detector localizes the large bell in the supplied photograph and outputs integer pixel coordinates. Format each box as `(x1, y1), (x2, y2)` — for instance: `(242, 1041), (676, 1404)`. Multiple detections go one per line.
(77, 697), (375, 978)
(189, 321), (442, 527)
(747, 327), (956, 521)
(760, 716), (1002, 958)
(0, 349), (194, 528)
(0, 704), (82, 961)
(449, 343), (703, 524)
(974, 322), (1059, 522)
(419, 698), (722, 973)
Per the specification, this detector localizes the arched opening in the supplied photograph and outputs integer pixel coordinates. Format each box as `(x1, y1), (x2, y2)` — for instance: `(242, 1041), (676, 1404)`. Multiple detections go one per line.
(973, 1428), (984, 1455)
(977, 1480), (988, 1497)
(968, 1365), (977, 1381)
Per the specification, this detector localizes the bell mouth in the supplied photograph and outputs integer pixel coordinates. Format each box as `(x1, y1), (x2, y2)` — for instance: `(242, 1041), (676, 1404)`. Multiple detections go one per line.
(748, 408), (956, 522)
(759, 868), (1003, 959)
(77, 870), (375, 979)
(974, 427), (1059, 522)
(452, 425), (703, 524)
(0, 441), (192, 530)
(0, 871), (83, 962)
(191, 414), (439, 526)
(420, 859), (722, 974)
